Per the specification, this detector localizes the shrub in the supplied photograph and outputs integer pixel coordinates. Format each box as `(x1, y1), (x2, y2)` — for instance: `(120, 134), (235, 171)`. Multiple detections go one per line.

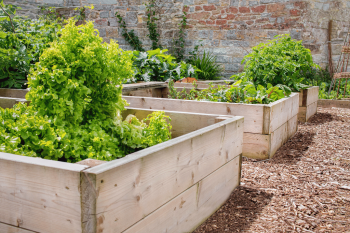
(233, 34), (318, 91)
(188, 51), (223, 80)
(132, 49), (199, 82)
(0, 20), (171, 162)
(0, 1), (61, 88)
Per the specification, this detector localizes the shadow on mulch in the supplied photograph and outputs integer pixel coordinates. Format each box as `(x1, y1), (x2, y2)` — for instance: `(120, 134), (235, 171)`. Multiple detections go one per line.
(271, 131), (316, 165)
(306, 112), (334, 125)
(194, 186), (273, 233)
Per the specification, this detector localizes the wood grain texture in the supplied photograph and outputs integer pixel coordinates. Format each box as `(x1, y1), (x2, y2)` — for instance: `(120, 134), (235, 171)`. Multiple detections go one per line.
(85, 117), (244, 232)
(306, 86), (319, 106)
(123, 96), (264, 134)
(268, 93), (299, 134)
(0, 153), (87, 233)
(242, 133), (270, 160)
(80, 172), (97, 233)
(123, 155), (241, 233)
(318, 99), (350, 109)
(0, 88), (28, 99)
(0, 222), (36, 233)
(123, 107), (234, 138)
(270, 114), (298, 157)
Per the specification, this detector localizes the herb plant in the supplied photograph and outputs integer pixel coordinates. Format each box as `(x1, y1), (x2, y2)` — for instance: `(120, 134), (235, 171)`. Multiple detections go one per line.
(234, 34), (318, 92)
(188, 51), (223, 80)
(168, 79), (290, 104)
(0, 20), (172, 162)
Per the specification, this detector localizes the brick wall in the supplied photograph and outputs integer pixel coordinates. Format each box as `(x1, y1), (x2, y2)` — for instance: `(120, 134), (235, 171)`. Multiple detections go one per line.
(9, 0), (350, 77)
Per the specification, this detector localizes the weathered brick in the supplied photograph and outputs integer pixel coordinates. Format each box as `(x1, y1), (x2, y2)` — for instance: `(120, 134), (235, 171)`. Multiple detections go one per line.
(94, 19), (108, 26)
(108, 18), (118, 27)
(203, 4), (216, 11)
(261, 24), (274, 29)
(126, 11), (138, 24)
(211, 40), (220, 46)
(251, 5), (266, 13)
(198, 30), (214, 39)
(290, 29), (301, 40)
(267, 3), (285, 12)
(208, 0), (219, 4)
(100, 11), (109, 18)
(290, 9), (300, 16)
(216, 19), (227, 25)
(227, 7), (238, 13)
(225, 64), (240, 71)
(187, 11), (211, 20)
(246, 20), (254, 25)
(221, 40), (234, 46)
(183, 6), (190, 12)
(106, 27), (119, 37)
(206, 20), (215, 24)
(97, 28), (107, 37)
(239, 7), (250, 13)
(277, 17), (284, 23)
(226, 30), (245, 40)
(234, 41), (249, 47)
(190, 6), (195, 12)
(195, 5), (203, 11)
(226, 14), (236, 20)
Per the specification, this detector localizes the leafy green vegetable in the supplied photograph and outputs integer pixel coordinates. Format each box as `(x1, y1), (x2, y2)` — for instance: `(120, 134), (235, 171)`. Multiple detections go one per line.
(132, 48), (199, 82)
(233, 34), (318, 92)
(0, 19), (172, 162)
(168, 78), (290, 104)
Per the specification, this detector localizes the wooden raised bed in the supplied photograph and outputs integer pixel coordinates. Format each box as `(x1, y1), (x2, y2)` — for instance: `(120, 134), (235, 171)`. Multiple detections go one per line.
(0, 104), (244, 233)
(318, 99), (350, 109)
(297, 86), (319, 122)
(123, 92), (299, 160)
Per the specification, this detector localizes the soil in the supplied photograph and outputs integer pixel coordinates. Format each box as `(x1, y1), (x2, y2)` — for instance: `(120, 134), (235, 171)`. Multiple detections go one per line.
(194, 107), (350, 233)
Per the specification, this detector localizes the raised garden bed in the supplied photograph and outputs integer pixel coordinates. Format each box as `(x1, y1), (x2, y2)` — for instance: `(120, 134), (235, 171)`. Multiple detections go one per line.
(122, 89), (299, 160)
(318, 99), (350, 109)
(297, 86), (319, 122)
(0, 102), (243, 233)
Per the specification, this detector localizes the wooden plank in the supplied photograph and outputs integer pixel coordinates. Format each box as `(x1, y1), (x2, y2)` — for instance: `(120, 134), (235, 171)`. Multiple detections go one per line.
(0, 153), (87, 233)
(0, 88), (28, 99)
(242, 133), (270, 160)
(122, 82), (167, 92)
(318, 99), (350, 109)
(0, 222), (36, 233)
(0, 97), (23, 109)
(123, 88), (165, 98)
(270, 114), (298, 157)
(298, 106), (306, 122)
(306, 101), (318, 122)
(306, 86), (319, 106)
(268, 93), (299, 134)
(85, 117), (244, 232)
(123, 96), (264, 134)
(123, 108), (233, 138)
(123, 155), (241, 233)
(298, 89), (304, 106)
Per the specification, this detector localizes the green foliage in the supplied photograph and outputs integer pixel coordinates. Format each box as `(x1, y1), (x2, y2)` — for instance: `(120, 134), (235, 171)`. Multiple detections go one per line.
(74, 5), (94, 21)
(142, 111), (172, 147)
(132, 48), (198, 82)
(234, 34), (318, 91)
(173, 10), (187, 61)
(188, 51), (223, 80)
(0, 2), (61, 88)
(168, 79), (290, 104)
(146, 0), (162, 50)
(115, 11), (144, 52)
(318, 81), (350, 100)
(0, 20), (171, 162)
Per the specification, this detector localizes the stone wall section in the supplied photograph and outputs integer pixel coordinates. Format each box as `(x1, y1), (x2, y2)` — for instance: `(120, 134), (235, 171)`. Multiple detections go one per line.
(9, 0), (350, 77)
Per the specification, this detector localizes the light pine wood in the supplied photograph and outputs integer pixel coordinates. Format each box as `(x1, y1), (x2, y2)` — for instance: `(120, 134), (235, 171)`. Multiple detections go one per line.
(123, 108), (234, 138)
(318, 99), (350, 109)
(242, 114), (298, 160)
(0, 88), (28, 99)
(242, 133), (270, 160)
(270, 114), (298, 157)
(305, 86), (319, 106)
(268, 93), (299, 134)
(85, 116), (244, 232)
(296, 87), (319, 122)
(123, 154), (241, 233)
(298, 101), (318, 122)
(123, 96), (264, 134)
(0, 153), (88, 233)
(0, 222), (35, 233)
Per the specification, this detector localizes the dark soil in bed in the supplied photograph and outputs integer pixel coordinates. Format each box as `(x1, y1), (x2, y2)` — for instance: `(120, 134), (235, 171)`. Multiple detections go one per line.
(194, 107), (350, 233)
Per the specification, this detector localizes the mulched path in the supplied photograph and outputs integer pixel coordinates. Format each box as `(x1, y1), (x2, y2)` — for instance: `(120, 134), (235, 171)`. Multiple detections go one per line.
(194, 107), (350, 232)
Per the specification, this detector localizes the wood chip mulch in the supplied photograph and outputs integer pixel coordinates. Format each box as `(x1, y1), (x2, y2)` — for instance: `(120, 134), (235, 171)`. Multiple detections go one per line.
(194, 107), (350, 233)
